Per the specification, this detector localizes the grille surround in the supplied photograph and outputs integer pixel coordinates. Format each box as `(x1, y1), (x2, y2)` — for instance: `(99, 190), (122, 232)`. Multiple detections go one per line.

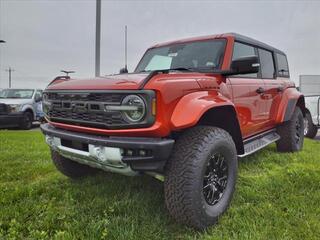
(0, 103), (9, 115)
(43, 90), (155, 129)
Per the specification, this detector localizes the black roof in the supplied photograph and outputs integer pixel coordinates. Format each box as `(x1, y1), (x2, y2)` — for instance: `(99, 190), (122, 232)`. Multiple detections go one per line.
(229, 32), (286, 55)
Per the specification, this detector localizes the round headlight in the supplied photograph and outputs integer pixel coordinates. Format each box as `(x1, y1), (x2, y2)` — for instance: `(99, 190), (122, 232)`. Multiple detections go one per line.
(121, 95), (146, 122)
(9, 104), (21, 112)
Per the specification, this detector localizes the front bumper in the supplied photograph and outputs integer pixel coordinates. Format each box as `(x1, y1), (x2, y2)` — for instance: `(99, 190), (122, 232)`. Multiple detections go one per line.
(0, 112), (24, 128)
(40, 123), (174, 175)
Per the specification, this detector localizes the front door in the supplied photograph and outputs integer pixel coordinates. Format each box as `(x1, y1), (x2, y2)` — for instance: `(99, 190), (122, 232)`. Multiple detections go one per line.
(228, 77), (269, 138)
(228, 42), (269, 138)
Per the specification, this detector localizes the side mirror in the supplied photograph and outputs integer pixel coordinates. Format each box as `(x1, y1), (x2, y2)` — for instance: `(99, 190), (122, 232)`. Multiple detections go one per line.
(35, 96), (42, 102)
(119, 67), (128, 74)
(227, 55), (260, 75)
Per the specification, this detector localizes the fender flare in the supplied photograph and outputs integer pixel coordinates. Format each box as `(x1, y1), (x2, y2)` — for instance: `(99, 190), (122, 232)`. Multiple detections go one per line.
(170, 91), (244, 154)
(21, 105), (35, 120)
(275, 88), (305, 123)
(170, 91), (234, 129)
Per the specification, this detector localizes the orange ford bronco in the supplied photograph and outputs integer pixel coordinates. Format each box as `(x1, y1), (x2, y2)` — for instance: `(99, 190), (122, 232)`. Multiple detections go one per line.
(41, 33), (305, 229)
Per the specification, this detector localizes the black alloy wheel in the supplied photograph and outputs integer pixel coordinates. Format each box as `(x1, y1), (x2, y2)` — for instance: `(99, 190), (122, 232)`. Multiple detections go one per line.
(295, 118), (302, 144)
(203, 153), (228, 206)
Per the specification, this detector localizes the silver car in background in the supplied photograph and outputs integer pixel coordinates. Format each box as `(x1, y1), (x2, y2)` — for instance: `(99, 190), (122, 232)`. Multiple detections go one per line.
(0, 88), (43, 129)
(299, 75), (320, 138)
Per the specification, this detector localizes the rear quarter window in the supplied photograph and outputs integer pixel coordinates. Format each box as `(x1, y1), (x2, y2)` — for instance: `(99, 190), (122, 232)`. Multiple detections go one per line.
(276, 53), (290, 77)
(258, 48), (275, 79)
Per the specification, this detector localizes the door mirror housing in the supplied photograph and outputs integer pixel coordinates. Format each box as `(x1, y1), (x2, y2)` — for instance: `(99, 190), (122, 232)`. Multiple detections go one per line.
(35, 95), (42, 102)
(225, 55), (260, 75)
(119, 67), (128, 74)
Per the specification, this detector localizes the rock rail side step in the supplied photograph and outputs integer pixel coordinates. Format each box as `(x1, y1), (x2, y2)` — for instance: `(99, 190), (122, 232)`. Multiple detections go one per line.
(238, 129), (280, 158)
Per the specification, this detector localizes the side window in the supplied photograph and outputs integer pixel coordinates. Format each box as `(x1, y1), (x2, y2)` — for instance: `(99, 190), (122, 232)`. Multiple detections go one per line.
(258, 49), (275, 79)
(232, 42), (258, 78)
(276, 53), (289, 77)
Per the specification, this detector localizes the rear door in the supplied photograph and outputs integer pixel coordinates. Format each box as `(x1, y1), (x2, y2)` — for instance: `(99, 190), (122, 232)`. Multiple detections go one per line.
(258, 49), (289, 127)
(228, 42), (269, 138)
(258, 48), (283, 127)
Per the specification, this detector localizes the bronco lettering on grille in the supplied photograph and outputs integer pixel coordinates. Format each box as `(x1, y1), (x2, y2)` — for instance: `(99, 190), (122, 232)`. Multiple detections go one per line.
(54, 101), (106, 113)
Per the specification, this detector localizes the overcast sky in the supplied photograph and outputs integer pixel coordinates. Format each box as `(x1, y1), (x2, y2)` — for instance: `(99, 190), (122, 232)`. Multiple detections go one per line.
(0, 0), (320, 89)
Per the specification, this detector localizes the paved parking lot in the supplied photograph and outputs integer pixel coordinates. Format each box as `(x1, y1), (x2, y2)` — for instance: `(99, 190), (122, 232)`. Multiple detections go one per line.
(315, 132), (320, 141)
(0, 122), (40, 131)
(29, 123), (40, 131)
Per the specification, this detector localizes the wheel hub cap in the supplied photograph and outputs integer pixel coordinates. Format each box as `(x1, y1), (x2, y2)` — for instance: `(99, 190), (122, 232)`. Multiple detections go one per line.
(203, 153), (228, 206)
(304, 118), (308, 135)
(295, 119), (302, 143)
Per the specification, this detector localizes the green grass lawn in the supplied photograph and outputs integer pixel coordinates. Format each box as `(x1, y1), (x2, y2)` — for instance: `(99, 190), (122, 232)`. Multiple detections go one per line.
(0, 130), (319, 240)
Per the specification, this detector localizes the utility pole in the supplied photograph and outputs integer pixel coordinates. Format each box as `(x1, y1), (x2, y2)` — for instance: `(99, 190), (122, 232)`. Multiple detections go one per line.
(125, 25), (128, 72)
(0, 40), (5, 87)
(5, 67), (14, 88)
(95, 0), (101, 77)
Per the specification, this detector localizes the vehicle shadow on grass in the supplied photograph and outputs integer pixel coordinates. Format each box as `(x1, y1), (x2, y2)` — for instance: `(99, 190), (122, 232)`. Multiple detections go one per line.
(58, 171), (195, 238)
(56, 145), (278, 238)
(48, 142), (305, 238)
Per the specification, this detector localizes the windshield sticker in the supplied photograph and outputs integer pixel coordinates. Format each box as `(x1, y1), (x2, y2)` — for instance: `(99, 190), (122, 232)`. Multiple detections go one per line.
(168, 52), (178, 57)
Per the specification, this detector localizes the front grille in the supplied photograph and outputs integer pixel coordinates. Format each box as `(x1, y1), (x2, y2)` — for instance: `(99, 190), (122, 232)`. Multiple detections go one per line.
(46, 92), (123, 103)
(43, 90), (155, 129)
(47, 109), (124, 125)
(0, 103), (9, 114)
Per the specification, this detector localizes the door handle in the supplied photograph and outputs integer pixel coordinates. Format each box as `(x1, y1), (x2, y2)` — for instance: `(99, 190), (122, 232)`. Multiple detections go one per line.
(256, 87), (265, 94)
(277, 86), (284, 92)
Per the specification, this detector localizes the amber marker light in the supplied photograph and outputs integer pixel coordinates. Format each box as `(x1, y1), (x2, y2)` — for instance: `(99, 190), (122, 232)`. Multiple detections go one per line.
(152, 98), (156, 115)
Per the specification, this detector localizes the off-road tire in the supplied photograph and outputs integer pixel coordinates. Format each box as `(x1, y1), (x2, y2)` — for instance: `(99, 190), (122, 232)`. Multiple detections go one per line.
(304, 112), (318, 139)
(51, 150), (98, 178)
(276, 107), (304, 152)
(20, 111), (33, 130)
(164, 126), (238, 230)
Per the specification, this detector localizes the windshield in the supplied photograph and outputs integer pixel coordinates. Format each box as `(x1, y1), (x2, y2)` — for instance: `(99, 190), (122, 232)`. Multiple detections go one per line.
(0, 89), (34, 99)
(135, 39), (226, 73)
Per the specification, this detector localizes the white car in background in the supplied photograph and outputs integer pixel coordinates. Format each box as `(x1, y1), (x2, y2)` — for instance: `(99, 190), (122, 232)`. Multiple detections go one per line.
(299, 75), (320, 138)
(0, 88), (43, 129)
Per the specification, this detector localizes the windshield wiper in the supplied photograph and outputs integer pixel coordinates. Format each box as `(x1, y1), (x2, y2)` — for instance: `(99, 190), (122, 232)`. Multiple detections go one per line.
(138, 67), (216, 74)
(165, 67), (194, 72)
(138, 67), (215, 73)
(164, 67), (217, 73)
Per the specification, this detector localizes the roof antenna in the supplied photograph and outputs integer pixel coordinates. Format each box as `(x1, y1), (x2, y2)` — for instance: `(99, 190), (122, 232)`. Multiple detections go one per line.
(120, 26), (128, 74)
(124, 25), (128, 71)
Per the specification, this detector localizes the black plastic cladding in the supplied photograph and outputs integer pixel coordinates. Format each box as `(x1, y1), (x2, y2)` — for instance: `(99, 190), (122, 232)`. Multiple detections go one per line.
(41, 123), (174, 172)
